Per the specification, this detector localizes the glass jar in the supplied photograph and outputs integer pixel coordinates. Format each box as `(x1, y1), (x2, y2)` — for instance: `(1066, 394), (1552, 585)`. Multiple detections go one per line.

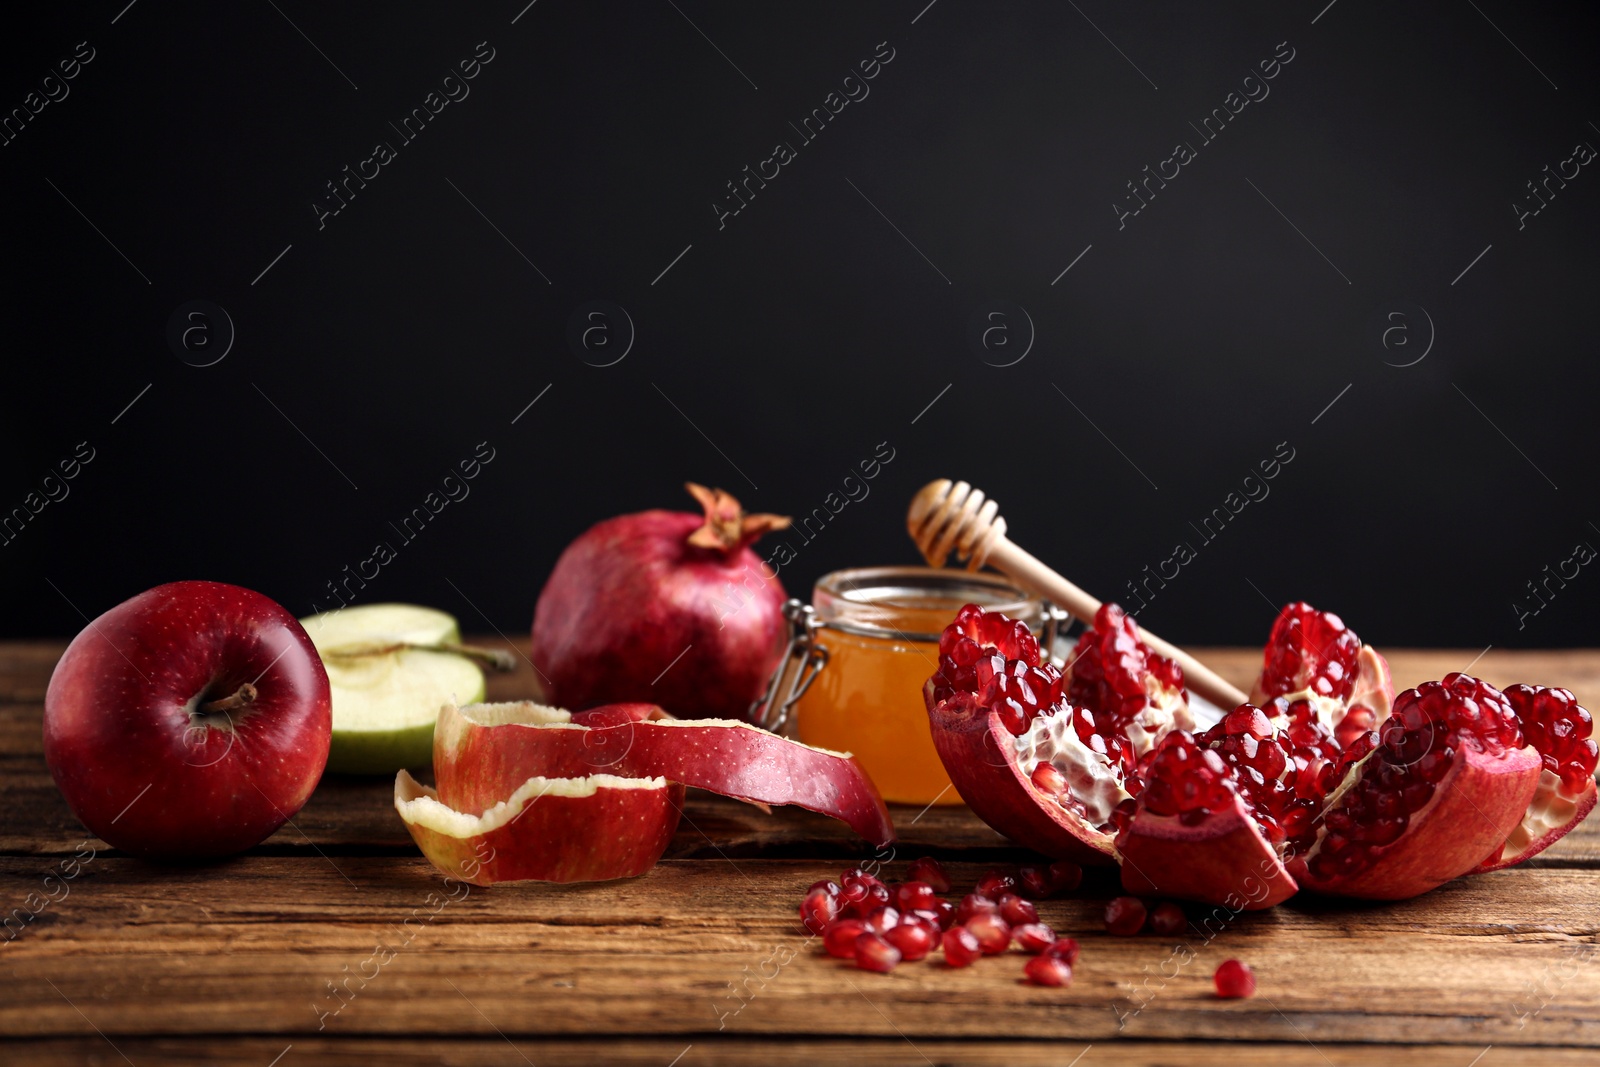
(759, 566), (1048, 806)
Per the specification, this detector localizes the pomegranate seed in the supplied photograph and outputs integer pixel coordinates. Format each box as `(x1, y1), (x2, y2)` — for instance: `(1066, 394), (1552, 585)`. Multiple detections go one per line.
(954, 893), (998, 925)
(975, 869), (1018, 899)
(1223, 705), (1273, 739)
(842, 882), (891, 917)
(800, 888), (839, 934)
(807, 879), (841, 898)
(884, 921), (934, 961)
(1023, 956), (1073, 987)
(1043, 937), (1080, 965)
(1104, 896), (1147, 936)
(1147, 902), (1186, 937)
(1214, 958), (1256, 998)
(1031, 762), (1067, 795)
(1048, 860), (1084, 893)
(893, 881), (938, 914)
(1012, 922), (1056, 954)
(933, 900), (957, 929)
(966, 914), (1012, 955)
(1018, 865), (1053, 899)
(854, 932), (901, 973)
(998, 893), (1038, 926)
(942, 926), (983, 967)
(906, 857), (952, 893)
(823, 919), (868, 959)
(864, 906), (900, 934)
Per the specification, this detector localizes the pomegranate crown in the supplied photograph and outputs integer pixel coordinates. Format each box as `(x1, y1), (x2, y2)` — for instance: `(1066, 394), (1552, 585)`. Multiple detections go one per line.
(684, 483), (791, 554)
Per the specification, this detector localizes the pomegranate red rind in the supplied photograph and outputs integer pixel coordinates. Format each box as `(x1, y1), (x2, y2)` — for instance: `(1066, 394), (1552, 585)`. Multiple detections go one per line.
(923, 680), (1114, 864)
(1473, 685), (1598, 873)
(435, 701), (894, 846)
(394, 770), (682, 885)
(1295, 742), (1540, 898)
(1473, 772), (1597, 874)
(1119, 788), (1297, 911)
(1115, 730), (1297, 910)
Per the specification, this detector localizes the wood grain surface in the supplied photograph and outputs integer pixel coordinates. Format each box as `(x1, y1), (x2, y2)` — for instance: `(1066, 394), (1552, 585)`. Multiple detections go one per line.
(2, 639), (1597, 1066)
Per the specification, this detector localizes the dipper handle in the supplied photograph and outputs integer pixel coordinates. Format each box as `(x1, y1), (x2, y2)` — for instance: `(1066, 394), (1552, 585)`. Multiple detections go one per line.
(908, 479), (1249, 711)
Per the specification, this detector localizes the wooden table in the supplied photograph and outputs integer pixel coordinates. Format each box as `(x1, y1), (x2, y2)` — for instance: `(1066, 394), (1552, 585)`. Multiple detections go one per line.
(3, 641), (1597, 1065)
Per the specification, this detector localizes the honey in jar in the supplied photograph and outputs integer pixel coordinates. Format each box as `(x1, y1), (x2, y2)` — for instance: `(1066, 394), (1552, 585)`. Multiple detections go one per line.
(789, 567), (1046, 806)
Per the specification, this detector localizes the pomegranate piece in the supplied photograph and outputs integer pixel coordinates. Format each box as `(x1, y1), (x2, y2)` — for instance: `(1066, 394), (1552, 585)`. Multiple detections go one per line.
(906, 856), (952, 893)
(1104, 896), (1147, 936)
(1023, 955), (1073, 987)
(976, 868), (1018, 899)
(942, 927), (983, 967)
(1147, 901), (1186, 937)
(1012, 922), (1057, 954)
(1043, 937), (1081, 965)
(1116, 730), (1299, 911)
(997, 893), (1038, 927)
(800, 887), (838, 934)
(1295, 675), (1541, 899)
(923, 606), (1117, 866)
(1474, 685), (1598, 873)
(853, 932), (901, 973)
(823, 919), (869, 959)
(884, 920), (934, 961)
(966, 913), (1012, 955)
(1214, 958), (1256, 998)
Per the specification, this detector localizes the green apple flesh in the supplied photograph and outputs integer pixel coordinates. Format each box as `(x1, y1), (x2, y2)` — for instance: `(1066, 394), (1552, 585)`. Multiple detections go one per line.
(301, 604), (486, 774)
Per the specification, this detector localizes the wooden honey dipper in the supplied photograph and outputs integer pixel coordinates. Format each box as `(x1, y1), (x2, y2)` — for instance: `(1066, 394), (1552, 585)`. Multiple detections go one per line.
(907, 479), (1249, 711)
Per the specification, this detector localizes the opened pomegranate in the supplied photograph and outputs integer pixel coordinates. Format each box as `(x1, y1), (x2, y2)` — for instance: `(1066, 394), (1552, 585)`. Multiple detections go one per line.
(926, 598), (1593, 909)
(531, 484), (790, 721)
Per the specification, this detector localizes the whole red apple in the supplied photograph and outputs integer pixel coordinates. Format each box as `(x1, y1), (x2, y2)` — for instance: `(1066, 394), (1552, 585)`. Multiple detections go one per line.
(43, 581), (332, 858)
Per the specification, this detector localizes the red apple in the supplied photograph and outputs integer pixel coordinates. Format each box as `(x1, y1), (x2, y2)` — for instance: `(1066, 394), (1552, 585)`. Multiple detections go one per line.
(43, 581), (332, 857)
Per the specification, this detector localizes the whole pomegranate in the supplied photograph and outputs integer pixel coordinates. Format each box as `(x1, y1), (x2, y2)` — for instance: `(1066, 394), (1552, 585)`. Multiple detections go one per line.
(531, 483), (791, 721)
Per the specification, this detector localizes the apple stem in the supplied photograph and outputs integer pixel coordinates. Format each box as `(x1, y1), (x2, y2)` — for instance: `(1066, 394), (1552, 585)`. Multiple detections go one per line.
(201, 682), (257, 714)
(323, 641), (516, 673)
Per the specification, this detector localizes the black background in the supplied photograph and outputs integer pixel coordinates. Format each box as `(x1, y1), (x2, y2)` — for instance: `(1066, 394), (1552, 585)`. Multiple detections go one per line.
(3, 1), (1598, 649)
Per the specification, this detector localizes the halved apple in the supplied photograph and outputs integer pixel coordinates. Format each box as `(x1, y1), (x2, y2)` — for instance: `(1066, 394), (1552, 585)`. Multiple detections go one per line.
(301, 603), (486, 774)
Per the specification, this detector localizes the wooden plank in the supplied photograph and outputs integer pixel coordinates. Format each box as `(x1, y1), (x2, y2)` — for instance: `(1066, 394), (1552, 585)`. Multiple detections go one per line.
(4, 1037), (1595, 1066)
(2, 858), (1596, 1045)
